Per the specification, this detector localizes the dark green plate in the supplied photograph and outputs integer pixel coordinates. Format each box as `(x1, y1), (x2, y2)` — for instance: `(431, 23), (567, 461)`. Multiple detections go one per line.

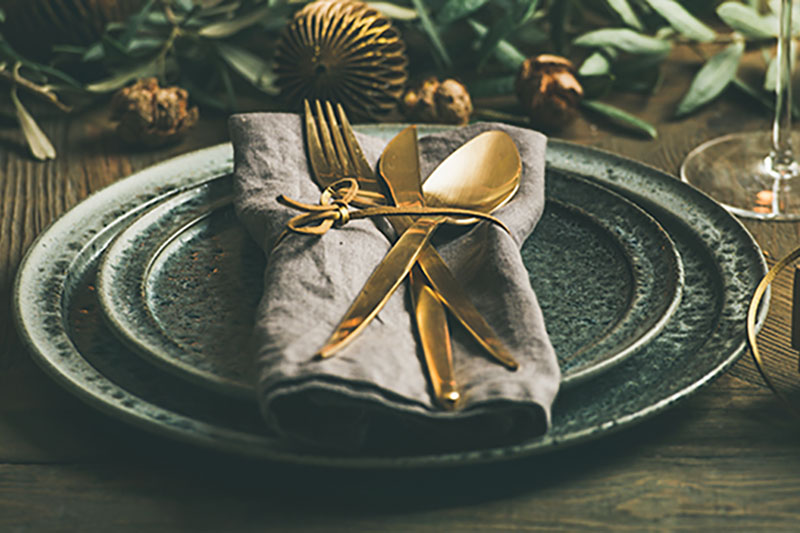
(95, 171), (682, 398)
(13, 131), (767, 468)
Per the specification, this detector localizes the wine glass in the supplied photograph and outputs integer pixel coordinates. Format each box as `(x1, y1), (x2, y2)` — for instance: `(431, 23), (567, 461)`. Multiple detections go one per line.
(681, 0), (800, 220)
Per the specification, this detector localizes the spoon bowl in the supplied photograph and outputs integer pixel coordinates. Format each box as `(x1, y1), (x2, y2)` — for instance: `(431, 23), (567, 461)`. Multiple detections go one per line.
(422, 130), (521, 224)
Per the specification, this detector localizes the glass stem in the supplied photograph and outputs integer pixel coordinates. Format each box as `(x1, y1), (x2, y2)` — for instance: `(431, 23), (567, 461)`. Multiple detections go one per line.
(771, 0), (796, 176)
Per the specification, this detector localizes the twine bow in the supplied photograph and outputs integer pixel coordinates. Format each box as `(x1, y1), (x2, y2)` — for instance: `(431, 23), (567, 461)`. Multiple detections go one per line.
(274, 178), (510, 246)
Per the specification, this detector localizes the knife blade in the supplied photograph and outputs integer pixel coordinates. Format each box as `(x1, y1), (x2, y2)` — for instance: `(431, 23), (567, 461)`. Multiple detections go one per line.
(316, 215), (440, 358)
(411, 275), (459, 407)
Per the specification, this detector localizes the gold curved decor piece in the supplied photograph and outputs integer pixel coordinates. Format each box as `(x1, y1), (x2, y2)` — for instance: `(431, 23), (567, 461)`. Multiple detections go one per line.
(747, 246), (800, 418)
(274, 0), (409, 119)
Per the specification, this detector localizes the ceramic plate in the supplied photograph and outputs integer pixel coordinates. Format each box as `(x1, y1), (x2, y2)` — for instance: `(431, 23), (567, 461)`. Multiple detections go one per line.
(94, 170), (681, 397)
(13, 131), (767, 468)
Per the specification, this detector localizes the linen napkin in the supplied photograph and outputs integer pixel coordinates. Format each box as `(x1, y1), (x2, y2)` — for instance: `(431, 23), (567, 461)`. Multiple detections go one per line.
(230, 114), (560, 452)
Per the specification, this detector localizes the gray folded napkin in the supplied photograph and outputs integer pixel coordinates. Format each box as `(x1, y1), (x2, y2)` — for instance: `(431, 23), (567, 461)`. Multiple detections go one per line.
(230, 113), (560, 452)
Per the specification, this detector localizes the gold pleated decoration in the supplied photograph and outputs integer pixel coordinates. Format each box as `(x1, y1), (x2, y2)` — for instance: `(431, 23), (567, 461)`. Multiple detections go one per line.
(274, 0), (408, 119)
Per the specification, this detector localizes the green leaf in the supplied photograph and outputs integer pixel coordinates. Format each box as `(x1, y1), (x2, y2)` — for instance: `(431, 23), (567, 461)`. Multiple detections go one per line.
(436, 0), (491, 25)
(410, 0), (452, 68)
(198, 5), (272, 38)
(767, 0), (800, 34)
(764, 40), (796, 91)
(82, 42), (105, 62)
(580, 99), (657, 138)
(173, 0), (194, 13)
(216, 42), (279, 95)
(85, 59), (159, 93)
(765, 54), (778, 91)
(120, 0), (157, 48)
(675, 40), (744, 117)
(219, 62), (238, 110)
(574, 28), (671, 55)
(717, 2), (776, 39)
(467, 19), (526, 70)
(467, 75), (516, 98)
(0, 8), (5, 23)
(515, 0), (541, 24)
(605, 0), (644, 30)
(578, 51), (612, 76)
(11, 87), (56, 160)
(51, 44), (89, 55)
(512, 23), (548, 47)
(100, 34), (129, 63)
(368, 2), (418, 20)
(549, 0), (571, 54)
(127, 37), (166, 56)
(643, 0), (715, 42)
(476, 10), (517, 69)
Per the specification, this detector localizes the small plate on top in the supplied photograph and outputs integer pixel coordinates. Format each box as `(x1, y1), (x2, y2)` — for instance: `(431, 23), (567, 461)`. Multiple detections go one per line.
(94, 170), (682, 398)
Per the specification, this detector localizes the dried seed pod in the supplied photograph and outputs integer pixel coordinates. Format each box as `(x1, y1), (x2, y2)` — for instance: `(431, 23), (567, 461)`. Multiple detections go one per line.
(274, 0), (408, 119)
(515, 54), (583, 131)
(402, 77), (473, 125)
(110, 78), (199, 147)
(0, 0), (143, 56)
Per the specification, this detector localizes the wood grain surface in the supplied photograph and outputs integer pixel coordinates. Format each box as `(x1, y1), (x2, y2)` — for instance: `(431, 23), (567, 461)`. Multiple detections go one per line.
(2, 45), (800, 531)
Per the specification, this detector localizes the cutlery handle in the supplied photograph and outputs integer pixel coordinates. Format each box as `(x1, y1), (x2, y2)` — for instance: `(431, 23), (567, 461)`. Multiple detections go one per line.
(410, 267), (459, 409)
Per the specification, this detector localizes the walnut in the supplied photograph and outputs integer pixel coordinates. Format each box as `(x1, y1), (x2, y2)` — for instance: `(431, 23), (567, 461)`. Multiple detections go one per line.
(402, 77), (473, 125)
(110, 78), (199, 146)
(515, 55), (583, 131)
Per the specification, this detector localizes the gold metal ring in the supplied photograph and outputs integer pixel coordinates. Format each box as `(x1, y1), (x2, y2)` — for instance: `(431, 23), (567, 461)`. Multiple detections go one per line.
(747, 246), (800, 417)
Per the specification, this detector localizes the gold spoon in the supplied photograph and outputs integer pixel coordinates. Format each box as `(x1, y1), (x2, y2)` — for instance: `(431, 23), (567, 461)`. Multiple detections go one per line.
(421, 130), (522, 225)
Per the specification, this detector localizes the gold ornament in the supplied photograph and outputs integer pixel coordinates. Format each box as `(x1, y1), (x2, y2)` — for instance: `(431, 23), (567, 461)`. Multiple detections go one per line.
(274, 0), (408, 119)
(0, 0), (143, 56)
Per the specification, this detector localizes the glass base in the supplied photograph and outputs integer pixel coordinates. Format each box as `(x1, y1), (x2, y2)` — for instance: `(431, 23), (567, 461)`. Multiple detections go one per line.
(681, 131), (800, 220)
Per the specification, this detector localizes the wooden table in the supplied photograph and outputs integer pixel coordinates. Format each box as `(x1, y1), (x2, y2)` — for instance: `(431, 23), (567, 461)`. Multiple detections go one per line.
(2, 51), (800, 531)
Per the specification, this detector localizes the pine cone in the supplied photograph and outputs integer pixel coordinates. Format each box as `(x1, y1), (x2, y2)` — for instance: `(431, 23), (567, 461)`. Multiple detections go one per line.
(402, 78), (473, 125)
(515, 55), (583, 131)
(110, 78), (199, 146)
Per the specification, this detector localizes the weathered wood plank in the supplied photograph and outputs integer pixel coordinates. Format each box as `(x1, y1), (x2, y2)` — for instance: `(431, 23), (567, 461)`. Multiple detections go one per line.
(0, 444), (798, 532)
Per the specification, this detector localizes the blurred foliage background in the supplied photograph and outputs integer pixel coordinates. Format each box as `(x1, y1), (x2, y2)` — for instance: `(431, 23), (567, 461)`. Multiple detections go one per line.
(0, 0), (792, 158)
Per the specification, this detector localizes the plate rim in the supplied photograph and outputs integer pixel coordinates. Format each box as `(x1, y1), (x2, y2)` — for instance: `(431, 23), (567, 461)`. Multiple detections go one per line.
(12, 134), (769, 468)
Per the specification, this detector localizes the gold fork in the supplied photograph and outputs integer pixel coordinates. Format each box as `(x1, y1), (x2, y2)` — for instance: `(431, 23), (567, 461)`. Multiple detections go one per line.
(305, 100), (518, 406)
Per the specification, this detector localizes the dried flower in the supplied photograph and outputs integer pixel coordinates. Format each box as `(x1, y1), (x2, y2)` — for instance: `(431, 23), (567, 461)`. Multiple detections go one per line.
(402, 78), (473, 125)
(515, 54), (583, 131)
(110, 78), (199, 146)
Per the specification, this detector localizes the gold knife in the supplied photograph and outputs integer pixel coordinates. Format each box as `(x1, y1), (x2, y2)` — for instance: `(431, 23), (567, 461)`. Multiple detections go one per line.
(379, 125), (459, 408)
(316, 215), (440, 357)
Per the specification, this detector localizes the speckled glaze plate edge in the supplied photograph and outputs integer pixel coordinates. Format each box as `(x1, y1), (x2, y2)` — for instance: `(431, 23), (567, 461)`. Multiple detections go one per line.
(93, 170), (682, 398)
(13, 131), (769, 468)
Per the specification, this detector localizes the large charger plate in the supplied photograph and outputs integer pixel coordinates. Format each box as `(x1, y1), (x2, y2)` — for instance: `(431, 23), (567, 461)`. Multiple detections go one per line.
(94, 171), (682, 398)
(13, 128), (768, 468)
